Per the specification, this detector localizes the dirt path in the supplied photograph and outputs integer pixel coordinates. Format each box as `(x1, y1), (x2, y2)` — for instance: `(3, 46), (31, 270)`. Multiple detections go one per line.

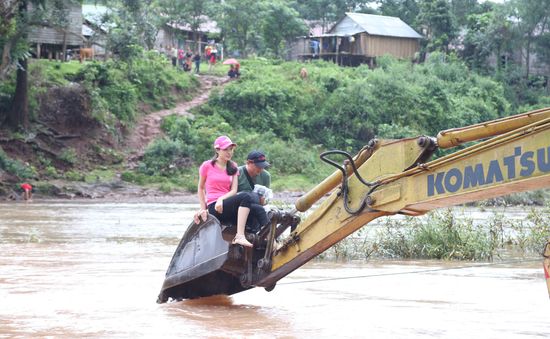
(125, 75), (230, 164)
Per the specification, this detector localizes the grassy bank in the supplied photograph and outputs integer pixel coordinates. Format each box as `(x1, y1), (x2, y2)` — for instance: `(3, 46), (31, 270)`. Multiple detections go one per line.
(319, 205), (550, 261)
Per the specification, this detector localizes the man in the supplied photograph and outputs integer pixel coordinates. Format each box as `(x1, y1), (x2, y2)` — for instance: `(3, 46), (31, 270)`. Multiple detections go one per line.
(238, 151), (271, 232)
(238, 150), (271, 192)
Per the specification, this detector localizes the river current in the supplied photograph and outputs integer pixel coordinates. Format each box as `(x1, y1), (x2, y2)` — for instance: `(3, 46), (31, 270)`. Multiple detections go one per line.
(0, 202), (548, 338)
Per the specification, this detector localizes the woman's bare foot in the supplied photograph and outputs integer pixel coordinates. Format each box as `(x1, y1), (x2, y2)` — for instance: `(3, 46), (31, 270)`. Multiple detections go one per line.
(232, 234), (253, 247)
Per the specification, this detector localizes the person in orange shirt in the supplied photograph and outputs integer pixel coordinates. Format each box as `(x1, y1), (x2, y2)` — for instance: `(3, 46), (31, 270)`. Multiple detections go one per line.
(20, 183), (33, 201)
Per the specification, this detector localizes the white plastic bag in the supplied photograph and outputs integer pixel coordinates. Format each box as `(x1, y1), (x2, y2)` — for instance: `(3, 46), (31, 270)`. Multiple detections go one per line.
(253, 184), (273, 204)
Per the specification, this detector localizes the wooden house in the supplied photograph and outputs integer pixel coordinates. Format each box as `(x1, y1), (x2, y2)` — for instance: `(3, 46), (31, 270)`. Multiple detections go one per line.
(28, 1), (84, 60)
(82, 4), (110, 59)
(294, 13), (422, 67)
(155, 17), (220, 56)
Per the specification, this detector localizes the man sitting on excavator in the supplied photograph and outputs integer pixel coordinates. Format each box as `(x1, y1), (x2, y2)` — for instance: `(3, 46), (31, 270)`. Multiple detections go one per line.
(237, 150), (272, 233)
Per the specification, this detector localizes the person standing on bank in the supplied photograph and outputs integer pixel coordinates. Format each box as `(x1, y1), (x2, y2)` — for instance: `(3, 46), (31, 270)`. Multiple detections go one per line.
(193, 52), (201, 74)
(194, 136), (254, 247)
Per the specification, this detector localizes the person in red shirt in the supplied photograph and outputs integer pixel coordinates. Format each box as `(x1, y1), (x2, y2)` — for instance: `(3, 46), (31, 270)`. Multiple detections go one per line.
(20, 183), (32, 201)
(208, 51), (216, 73)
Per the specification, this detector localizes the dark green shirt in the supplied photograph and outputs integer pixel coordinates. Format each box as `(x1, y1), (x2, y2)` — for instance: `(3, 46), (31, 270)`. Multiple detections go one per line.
(237, 165), (271, 192)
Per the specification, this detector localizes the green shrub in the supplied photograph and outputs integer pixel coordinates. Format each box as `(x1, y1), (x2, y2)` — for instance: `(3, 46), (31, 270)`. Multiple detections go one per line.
(375, 209), (499, 260)
(65, 170), (84, 181)
(0, 147), (36, 179)
(44, 166), (58, 178)
(159, 182), (173, 193)
(140, 138), (193, 175)
(59, 148), (78, 165)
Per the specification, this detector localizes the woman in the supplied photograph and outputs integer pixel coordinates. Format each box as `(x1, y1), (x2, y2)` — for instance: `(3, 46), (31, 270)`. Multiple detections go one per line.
(194, 135), (254, 247)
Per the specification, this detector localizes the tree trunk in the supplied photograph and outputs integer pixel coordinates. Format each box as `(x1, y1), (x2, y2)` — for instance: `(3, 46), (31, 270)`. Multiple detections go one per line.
(0, 39), (13, 80)
(193, 29), (198, 52)
(525, 33), (531, 79)
(7, 58), (29, 129)
(62, 30), (68, 61)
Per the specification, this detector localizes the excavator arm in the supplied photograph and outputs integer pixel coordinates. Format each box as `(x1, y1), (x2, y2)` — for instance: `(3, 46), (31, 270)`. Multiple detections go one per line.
(259, 107), (550, 288)
(157, 108), (550, 302)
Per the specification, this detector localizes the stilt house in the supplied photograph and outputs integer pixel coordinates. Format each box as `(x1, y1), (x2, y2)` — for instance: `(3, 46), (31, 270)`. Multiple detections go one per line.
(294, 12), (422, 67)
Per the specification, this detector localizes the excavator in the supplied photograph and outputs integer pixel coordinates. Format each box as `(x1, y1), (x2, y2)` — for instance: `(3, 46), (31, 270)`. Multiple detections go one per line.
(157, 107), (550, 303)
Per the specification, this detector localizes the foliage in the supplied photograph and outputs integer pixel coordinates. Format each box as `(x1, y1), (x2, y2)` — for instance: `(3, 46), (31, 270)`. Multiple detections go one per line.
(297, 55), (506, 150)
(140, 137), (192, 175)
(75, 50), (197, 124)
(216, 0), (265, 56)
(374, 210), (497, 260)
(59, 148), (78, 165)
(133, 55), (536, 187)
(321, 206), (549, 261)
(102, 0), (163, 54)
(260, 1), (308, 58)
(158, 0), (215, 51)
(0, 146), (36, 179)
(418, 0), (457, 53)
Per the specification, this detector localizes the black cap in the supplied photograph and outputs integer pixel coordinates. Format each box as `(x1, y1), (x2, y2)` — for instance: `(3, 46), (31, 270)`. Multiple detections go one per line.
(247, 150), (270, 169)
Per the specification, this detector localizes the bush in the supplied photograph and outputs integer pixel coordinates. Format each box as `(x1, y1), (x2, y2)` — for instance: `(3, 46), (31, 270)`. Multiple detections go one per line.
(140, 138), (193, 175)
(59, 148), (78, 165)
(65, 170), (84, 181)
(75, 51), (198, 125)
(375, 209), (499, 260)
(0, 147), (36, 179)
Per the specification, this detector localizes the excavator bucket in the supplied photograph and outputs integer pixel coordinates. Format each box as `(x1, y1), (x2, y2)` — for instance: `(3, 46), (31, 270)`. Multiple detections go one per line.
(156, 216), (251, 303)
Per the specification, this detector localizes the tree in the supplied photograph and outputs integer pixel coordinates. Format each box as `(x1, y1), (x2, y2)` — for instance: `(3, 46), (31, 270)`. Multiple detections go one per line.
(261, 1), (307, 58)
(293, 0), (374, 33)
(462, 5), (513, 74)
(377, 0), (420, 28)
(217, 0), (265, 56)
(417, 0), (457, 53)
(450, 0), (481, 27)
(0, 0), (21, 78)
(2, 0), (46, 129)
(508, 0), (550, 79)
(159, 0), (215, 51)
(1, 0), (82, 129)
(101, 0), (162, 58)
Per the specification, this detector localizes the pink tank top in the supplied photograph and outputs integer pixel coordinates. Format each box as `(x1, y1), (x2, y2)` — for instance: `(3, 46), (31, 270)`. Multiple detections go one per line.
(199, 160), (239, 205)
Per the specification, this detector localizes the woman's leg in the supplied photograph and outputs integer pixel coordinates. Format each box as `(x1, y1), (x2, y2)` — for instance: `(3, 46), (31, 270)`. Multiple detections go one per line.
(236, 206), (251, 241)
(211, 194), (254, 247)
(228, 193), (254, 247)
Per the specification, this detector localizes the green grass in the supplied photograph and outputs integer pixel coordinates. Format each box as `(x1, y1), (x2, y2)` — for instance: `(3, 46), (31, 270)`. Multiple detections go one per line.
(30, 59), (83, 85)
(84, 169), (118, 183)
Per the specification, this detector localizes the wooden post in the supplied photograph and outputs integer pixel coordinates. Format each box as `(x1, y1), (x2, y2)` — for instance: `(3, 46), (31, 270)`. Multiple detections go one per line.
(336, 37), (341, 65)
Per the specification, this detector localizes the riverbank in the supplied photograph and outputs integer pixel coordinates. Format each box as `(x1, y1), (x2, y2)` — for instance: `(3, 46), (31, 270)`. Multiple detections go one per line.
(2, 178), (306, 204)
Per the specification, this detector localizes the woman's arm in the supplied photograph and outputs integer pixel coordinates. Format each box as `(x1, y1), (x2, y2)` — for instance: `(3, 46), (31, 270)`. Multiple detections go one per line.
(214, 174), (238, 213)
(197, 174), (207, 210)
(194, 174), (209, 224)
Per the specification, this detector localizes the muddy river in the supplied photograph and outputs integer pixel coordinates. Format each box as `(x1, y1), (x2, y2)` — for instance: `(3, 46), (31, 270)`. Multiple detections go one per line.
(1, 202), (548, 338)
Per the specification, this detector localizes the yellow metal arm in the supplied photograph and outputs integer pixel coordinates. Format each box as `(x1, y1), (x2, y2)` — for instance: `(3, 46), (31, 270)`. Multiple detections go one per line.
(257, 107), (550, 288)
(437, 107), (550, 148)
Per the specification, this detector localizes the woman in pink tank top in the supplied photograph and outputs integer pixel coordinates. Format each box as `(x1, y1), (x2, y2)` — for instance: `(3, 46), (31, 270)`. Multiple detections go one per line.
(194, 135), (254, 247)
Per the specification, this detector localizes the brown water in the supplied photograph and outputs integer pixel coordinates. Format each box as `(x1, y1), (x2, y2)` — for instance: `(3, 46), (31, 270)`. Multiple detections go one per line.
(1, 202), (549, 338)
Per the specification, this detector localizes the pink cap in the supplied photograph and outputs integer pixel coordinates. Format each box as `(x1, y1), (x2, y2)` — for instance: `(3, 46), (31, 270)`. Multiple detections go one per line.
(213, 135), (237, 150)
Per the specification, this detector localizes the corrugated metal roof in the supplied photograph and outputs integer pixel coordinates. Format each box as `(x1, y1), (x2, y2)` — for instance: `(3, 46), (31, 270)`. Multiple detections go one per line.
(330, 13), (422, 39)
(82, 4), (111, 31)
(167, 17), (220, 34)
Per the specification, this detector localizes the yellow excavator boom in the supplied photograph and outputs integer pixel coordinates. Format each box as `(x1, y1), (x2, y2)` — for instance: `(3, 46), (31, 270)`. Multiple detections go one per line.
(257, 107), (550, 287)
